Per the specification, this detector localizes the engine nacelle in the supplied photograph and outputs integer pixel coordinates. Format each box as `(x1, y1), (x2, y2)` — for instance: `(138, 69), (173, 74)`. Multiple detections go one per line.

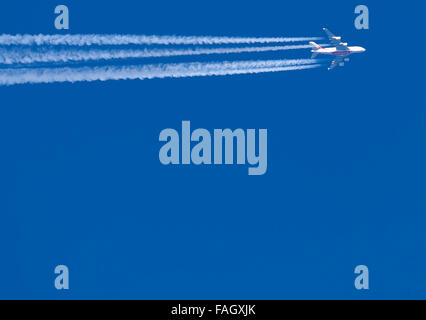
(339, 62), (345, 67)
(332, 36), (342, 41)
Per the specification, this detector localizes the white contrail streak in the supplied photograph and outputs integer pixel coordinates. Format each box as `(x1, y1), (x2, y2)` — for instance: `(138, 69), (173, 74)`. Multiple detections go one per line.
(0, 44), (320, 65)
(0, 59), (321, 85)
(0, 34), (322, 46)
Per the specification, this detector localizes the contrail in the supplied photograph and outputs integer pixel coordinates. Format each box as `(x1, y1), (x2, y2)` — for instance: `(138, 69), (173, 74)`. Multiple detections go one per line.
(0, 44), (320, 65)
(0, 59), (322, 85)
(0, 34), (322, 46)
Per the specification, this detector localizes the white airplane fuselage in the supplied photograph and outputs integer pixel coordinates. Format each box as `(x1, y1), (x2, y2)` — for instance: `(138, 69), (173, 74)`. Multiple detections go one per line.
(310, 28), (366, 70)
(313, 46), (366, 57)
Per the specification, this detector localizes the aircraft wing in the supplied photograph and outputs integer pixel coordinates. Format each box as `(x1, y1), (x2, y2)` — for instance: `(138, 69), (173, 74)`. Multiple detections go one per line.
(328, 57), (343, 71)
(336, 44), (349, 51)
(323, 27), (342, 45)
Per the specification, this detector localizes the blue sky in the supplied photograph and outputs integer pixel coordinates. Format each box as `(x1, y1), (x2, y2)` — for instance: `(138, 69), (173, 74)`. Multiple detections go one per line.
(0, 1), (425, 299)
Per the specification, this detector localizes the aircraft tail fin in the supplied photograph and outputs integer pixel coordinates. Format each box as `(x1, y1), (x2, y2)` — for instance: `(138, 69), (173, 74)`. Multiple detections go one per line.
(309, 41), (322, 50)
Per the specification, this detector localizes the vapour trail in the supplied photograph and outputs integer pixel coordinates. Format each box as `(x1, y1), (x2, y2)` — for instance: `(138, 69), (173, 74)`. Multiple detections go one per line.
(0, 59), (322, 85)
(0, 44), (322, 65)
(0, 34), (322, 46)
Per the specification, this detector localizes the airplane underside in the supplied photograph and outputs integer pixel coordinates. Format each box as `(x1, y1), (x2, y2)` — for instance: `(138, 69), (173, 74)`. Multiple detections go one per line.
(310, 28), (366, 71)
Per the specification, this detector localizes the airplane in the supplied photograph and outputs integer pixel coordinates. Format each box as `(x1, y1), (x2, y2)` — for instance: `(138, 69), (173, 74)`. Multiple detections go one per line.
(309, 28), (366, 70)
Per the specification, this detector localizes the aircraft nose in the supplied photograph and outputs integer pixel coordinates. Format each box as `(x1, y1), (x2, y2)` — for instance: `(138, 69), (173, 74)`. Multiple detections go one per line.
(362, 47), (366, 52)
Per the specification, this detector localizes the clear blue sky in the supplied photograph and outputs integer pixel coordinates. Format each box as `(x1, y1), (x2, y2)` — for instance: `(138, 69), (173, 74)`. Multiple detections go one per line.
(0, 0), (425, 299)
